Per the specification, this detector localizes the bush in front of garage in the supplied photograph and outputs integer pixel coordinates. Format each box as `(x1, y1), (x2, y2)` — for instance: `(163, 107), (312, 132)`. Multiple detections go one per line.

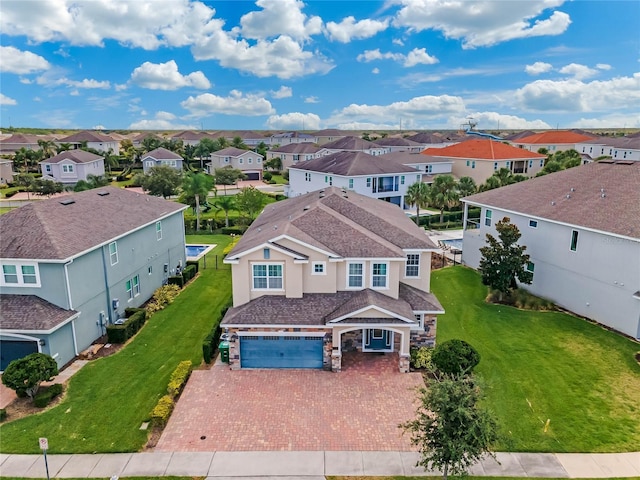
(202, 300), (232, 364)
(34, 383), (63, 408)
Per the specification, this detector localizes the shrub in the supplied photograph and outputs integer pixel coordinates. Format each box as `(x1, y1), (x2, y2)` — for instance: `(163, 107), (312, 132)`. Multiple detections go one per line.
(221, 226), (246, 235)
(106, 324), (127, 343)
(202, 301), (232, 363)
(146, 284), (182, 316)
(124, 307), (146, 318)
(167, 361), (192, 398)
(410, 346), (434, 370)
(150, 395), (174, 426)
(262, 172), (272, 182)
(2, 353), (59, 401)
(106, 310), (147, 343)
(486, 288), (555, 311)
(186, 260), (199, 274)
(183, 265), (197, 282)
(223, 236), (241, 256)
(432, 339), (480, 376)
(167, 275), (184, 288)
(0, 409), (6, 421)
(33, 383), (63, 408)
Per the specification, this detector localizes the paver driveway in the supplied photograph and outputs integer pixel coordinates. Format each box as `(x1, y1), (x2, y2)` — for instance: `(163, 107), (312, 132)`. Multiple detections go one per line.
(155, 352), (424, 451)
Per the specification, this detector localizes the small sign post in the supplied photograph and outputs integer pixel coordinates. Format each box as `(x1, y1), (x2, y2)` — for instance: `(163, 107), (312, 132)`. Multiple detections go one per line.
(39, 437), (50, 480)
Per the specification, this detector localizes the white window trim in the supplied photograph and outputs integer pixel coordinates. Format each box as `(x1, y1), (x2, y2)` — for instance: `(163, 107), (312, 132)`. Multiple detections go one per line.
(484, 209), (492, 227)
(371, 262), (389, 290)
(526, 262), (535, 273)
(109, 241), (118, 265)
(312, 261), (326, 275)
(0, 262), (41, 287)
(251, 262), (284, 291)
(346, 262), (364, 289)
(133, 274), (140, 297)
(529, 219), (538, 229)
(156, 221), (162, 241)
(405, 254), (420, 278)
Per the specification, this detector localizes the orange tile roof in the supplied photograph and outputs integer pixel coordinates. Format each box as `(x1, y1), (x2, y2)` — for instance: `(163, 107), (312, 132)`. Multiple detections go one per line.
(514, 130), (594, 145)
(421, 139), (545, 160)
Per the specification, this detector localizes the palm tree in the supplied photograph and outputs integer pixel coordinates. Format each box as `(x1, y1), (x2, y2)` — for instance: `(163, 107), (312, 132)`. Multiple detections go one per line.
(456, 176), (477, 199)
(231, 136), (248, 149)
(429, 175), (459, 223)
(55, 142), (73, 154)
(214, 195), (236, 228)
(37, 139), (56, 159)
(405, 181), (431, 226)
(180, 172), (214, 231)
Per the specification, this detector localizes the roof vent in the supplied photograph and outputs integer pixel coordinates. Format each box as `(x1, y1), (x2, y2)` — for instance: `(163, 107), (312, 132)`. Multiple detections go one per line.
(570, 187), (575, 192)
(60, 198), (75, 206)
(566, 194), (571, 199)
(303, 205), (310, 211)
(600, 188), (605, 193)
(97, 191), (110, 196)
(551, 201), (555, 206)
(601, 193), (606, 198)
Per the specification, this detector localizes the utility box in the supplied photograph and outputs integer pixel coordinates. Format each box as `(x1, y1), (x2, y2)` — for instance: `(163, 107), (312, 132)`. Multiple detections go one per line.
(219, 340), (229, 363)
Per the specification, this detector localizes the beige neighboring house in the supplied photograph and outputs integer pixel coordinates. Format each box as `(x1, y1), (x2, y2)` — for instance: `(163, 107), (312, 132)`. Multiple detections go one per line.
(221, 187), (444, 372)
(311, 129), (348, 145)
(0, 160), (14, 185)
(58, 131), (120, 154)
(40, 150), (105, 185)
(0, 133), (54, 154)
(267, 142), (329, 169)
(422, 139), (547, 184)
(510, 130), (596, 153)
(322, 136), (389, 155)
(141, 148), (184, 173)
(207, 147), (263, 180)
(371, 137), (424, 153)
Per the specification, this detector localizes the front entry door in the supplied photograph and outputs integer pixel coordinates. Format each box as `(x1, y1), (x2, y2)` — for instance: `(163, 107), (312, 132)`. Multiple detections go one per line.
(364, 329), (392, 351)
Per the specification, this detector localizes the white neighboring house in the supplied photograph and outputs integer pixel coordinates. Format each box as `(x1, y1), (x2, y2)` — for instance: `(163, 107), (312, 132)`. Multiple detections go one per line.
(40, 150), (105, 185)
(380, 152), (453, 181)
(141, 148), (184, 174)
(575, 135), (640, 163)
(270, 131), (317, 145)
(206, 147), (263, 180)
(461, 160), (640, 340)
(509, 130), (596, 153)
(58, 131), (120, 154)
(288, 151), (423, 209)
(321, 136), (390, 156)
(371, 137), (424, 153)
(266, 143), (330, 170)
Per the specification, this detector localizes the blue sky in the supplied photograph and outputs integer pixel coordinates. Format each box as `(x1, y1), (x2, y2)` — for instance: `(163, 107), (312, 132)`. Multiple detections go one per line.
(1, 0), (639, 131)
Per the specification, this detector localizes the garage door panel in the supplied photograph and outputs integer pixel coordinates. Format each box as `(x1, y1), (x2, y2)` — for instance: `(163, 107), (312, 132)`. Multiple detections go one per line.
(1, 340), (38, 371)
(240, 336), (323, 369)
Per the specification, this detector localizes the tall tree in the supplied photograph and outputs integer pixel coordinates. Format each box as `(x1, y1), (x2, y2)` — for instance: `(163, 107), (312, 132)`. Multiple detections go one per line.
(55, 142), (73, 154)
(235, 186), (265, 224)
(231, 136), (248, 149)
(214, 166), (246, 195)
(405, 181), (431, 226)
(264, 156), (283, 172)
(255, 141), (268, 158)
(214, 194), (236, 228)
(37, 139), (56, 159)
(401, 374), (499, 479)
(429, 175), (459, 223)
(456, 176), (477, 199)
(180, 172), (214, 231)
(141, 165), (182, 199)
(195, 138), (217, 169)
(141, 136), (161, 153)
(32, 178), (64, 196)
(478, 216), (533, 300)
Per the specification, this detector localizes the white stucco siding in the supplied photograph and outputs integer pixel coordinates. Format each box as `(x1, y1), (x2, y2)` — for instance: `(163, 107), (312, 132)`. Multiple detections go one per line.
(463, 206), (640, 339)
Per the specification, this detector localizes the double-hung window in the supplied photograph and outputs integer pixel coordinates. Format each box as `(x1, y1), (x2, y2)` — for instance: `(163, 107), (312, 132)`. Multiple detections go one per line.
(372, 263), (388, 288)
(1, 263), (40, 286)
(109, 241), (118, 265)
(405, 254), (420, 277)
(347, 263), (363, 288)
(252, 264), (283, 290)
(484, 209), (492, 227)
(156, 221), (162, 240)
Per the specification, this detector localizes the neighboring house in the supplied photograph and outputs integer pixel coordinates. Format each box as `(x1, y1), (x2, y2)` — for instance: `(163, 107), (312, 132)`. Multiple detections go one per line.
(266, 143), (328, 170)
(0, 159), (14, 185)
(501, 130), (537, 141)
(422, 139), (547, 184)
(322, 136), (390, 156)
(406, 132), (460, 149)
(171, 130), (212, 146)
(575, 136), (640, 163)
(372, 137), (424, 153)
(510, 130), (596, 153)
(142, 147), (184, 173)
(132, 132), (166, 147)
(287, 151), (423, 209)
(0, 133), (49, 154)
(0, 187), (187, 370)
(311, 129), (348, 145)
(270, 131), (317, 146)
(380, 151), (453, 181)
(207, 147), (263, 180)
(211, 130), (269, 147)
(221, 187), (444, 372)
(58, 131), (120, 154)
(40, 150), (105, 185)
(461, 160), (640, 340)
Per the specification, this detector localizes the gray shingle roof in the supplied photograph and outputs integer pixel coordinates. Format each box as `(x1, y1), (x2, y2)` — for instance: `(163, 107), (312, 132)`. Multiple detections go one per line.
(59, 131), (116, 143)
(0, 295), (78, 331)
(40, 150), (103, 164)
(212, 147), (252, 157)
(463, 161), (640, 239)
(270, 143), (321, 154)
(0, 186), (187, 260)
(291, 151), (419, 176)
(142, 147), (183, 160)
(322, 136), (383, 151)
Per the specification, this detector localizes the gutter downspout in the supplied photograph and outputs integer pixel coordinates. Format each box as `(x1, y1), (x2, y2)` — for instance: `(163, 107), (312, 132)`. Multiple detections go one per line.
(63, 259), (74, 309)
(100, 245), (113, 324)
(71, 314), (79, 356)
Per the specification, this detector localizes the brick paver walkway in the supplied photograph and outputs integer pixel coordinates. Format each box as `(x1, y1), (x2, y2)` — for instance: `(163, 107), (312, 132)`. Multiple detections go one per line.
(155, 352), (423, 452)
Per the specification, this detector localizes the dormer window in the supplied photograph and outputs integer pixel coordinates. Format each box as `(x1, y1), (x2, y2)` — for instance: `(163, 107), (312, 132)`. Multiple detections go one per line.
(263, 248), (270, 259)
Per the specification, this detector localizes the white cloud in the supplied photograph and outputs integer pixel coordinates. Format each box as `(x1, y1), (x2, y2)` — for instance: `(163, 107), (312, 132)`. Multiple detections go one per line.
(333, 121), (404, 130)
(271, 86), (292, 99)
(325, 16), (388, 43)
(392, 38), (404, 46)
(181, 90), (275, 118)
(596, 63), (612, 71)
(129, 111), (198, 130)
(0, 93), (17, 105)
(525, 61), (552, 75)
(394, 0), (571, 48)
(20, 78), (33, 84)
(115, 83), (128, 91)
(558, 63), (597, 80)
(0, 46), (50, 74)
(569, 113), (640, 129)
(66, 79), (111, 89)
(266, 112), (321, 130)
(515, 73), (640, 112)
(239, 0), (322, 40)
(70, 90), (80, 96)
(452, 112), (551, 130)
(304, 96), (319, 104)
(35, 69), (111, 89)
(372, 68), (380, 74)
(93, 124), (106, 130)
(130, 60), (211, 90)
(357, 48), (437, 67)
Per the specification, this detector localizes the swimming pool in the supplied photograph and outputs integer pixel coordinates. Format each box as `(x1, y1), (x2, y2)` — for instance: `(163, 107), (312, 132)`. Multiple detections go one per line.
(441, 238), (463, 250)
(186, 244), (217, 261)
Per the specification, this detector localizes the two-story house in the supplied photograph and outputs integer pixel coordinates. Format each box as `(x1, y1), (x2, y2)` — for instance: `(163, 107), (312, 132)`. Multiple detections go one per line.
(142, 147), (184, 173)
(575, 136), (640, 163)
(287, 151), (423, 209)
(40, 150), (105, 185)
(311, 129), (348, 145)
(270, 131), (317, 146)
(221, 187), (444, 372)
(510, 130), (596, 153)
(0, 187), (187, 370)
(461, 160), (640, 340)
(58, 131), (120, 154)
(206, 147), (263, 180)
(266, 143), (329, 170)
(322, 136), (390, 156)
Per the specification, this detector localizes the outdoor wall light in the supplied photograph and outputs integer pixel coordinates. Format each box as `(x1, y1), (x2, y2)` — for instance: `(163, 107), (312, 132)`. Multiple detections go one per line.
(39, 339), (46, 346)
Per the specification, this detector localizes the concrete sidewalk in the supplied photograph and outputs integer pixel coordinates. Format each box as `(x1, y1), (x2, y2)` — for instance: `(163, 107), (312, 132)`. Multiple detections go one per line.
(1, 451), (639, 478)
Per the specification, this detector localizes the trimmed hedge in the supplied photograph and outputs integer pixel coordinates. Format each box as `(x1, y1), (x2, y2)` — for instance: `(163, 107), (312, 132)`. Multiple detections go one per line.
(202, 300), (233, 364)
(166, 361), (192, 398)
(34, 383), (63, 408)
(186, 260), (199, 274)
(106, 310), (147, 344)
(167, 275), (184, 288)
(432, 339), (480, 376)
(182, 264), (197, 282)
(150, 395), (174, 426)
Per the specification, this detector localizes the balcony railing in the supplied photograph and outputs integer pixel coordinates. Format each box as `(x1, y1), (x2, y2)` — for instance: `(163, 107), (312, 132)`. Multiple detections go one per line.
(465, 219), (480, 230)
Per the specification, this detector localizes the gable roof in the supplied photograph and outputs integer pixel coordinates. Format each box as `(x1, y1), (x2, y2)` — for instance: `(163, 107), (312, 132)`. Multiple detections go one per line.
(40, 150), (103, 164)
(142, 147), (183, 160)
(514, 130), (596, 145)
(582, 136), (640, 149)
(59, 131), (116, 143)
(463, 161), (640, 239)
(0, 186), (187, 260)
(380, 151), (453, 165)
(371, 137), (422, 148)
(322, 136), (384, 151)
(270, 143), (321, 154)
(212, 147), (253, 157)
(0, 133), (43, 144)
(291, 151), (420, 176)
(271, 131), (316, 140)
(227, 187), (436, 261)
(422, 139), (546, 160)
(0, 295), (78, 331)
(312, 129), (348, 137)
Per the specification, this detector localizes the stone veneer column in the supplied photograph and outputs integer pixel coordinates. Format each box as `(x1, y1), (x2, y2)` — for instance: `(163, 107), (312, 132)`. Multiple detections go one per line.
(399, 354), (410, 373)
(331, 351), (342, 372)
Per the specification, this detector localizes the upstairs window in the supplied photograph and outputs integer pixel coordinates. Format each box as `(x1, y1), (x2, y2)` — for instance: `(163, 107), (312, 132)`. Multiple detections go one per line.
(109, 241), (118, 265)
(347, 263), (363, 288)
(156, 221), (162, 241)
(348, 179), (354, 189)
(312, 262), (326, 275)
(252, 264), (283, 290)
(405, 254), (420, 277)
(570, 230), (579, 252)
(62, 164), (74, 173)
(529, 220), (538, 228)
(372, 263), (388, 288)
(484, 209), (492, 227)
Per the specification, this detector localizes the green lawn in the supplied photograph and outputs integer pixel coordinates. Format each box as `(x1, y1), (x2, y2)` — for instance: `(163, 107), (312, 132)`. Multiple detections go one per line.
(0, 235), (232, 454)
(431, 266), (640, 453)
